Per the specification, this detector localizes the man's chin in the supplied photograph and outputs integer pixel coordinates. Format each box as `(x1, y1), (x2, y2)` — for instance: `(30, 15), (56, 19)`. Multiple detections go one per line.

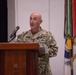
(31, 26), (35, 29)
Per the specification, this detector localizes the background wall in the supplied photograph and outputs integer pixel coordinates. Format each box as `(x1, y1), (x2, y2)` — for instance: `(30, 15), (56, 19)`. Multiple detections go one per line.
(7, 0), (65, 75)
(7, 0), (15, 42)
(15, 0), (50, 33)
(49, 1), (64, 75)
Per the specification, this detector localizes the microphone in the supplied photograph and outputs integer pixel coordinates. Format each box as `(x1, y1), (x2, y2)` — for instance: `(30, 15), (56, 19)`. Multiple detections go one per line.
(10, 26), (20, 38)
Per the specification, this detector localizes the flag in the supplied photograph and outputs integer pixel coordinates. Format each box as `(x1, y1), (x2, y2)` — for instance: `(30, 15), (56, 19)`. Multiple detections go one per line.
(72, 0), (76, 37)
(72, 0), (76, 75)
(64, 0), (73, 75)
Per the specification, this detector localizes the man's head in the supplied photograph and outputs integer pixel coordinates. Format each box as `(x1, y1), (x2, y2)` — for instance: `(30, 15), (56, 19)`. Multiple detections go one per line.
(30, 12), (42, 33)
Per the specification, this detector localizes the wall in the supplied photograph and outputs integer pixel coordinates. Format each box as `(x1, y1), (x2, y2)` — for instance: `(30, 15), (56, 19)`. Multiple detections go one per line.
(7, 0), (15, 42)
(15, 0), (50, 33)
(49, 0), (64, 75)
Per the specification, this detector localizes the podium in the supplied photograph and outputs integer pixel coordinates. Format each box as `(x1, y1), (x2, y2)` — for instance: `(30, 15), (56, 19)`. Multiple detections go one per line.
(0, 43), (39, 75)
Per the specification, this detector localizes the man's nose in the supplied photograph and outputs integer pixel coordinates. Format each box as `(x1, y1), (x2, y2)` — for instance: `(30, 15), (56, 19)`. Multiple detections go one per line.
(30, 20), (34, 23)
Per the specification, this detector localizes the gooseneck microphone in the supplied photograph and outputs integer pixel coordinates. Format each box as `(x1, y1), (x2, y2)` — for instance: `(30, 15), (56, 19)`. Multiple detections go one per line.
(10, 26), (20, 38)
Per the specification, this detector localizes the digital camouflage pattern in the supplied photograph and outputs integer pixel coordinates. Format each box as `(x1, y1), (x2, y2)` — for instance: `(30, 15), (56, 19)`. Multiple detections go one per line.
(17, 28), (58, 75)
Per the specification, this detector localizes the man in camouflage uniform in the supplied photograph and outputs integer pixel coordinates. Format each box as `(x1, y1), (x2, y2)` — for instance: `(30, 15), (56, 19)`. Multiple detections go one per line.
(17, 12), (58, 75)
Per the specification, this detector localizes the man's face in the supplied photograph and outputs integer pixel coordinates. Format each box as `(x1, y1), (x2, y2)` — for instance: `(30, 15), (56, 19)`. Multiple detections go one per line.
(30, 13), (42, 30)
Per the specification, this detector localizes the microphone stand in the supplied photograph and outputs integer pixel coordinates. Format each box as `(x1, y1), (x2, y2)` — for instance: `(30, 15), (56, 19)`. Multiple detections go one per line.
(8, 34), (16, 43)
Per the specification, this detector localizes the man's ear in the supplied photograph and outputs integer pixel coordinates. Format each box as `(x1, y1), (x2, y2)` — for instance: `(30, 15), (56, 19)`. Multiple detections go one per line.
(41, 20), (43, 23)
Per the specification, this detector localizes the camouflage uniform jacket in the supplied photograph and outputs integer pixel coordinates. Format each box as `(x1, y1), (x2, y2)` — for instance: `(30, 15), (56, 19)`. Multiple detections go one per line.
(17, 28), (58, 75)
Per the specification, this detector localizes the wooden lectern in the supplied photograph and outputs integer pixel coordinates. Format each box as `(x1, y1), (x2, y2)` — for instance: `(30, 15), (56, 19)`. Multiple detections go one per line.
(0, 43), (39, 75)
